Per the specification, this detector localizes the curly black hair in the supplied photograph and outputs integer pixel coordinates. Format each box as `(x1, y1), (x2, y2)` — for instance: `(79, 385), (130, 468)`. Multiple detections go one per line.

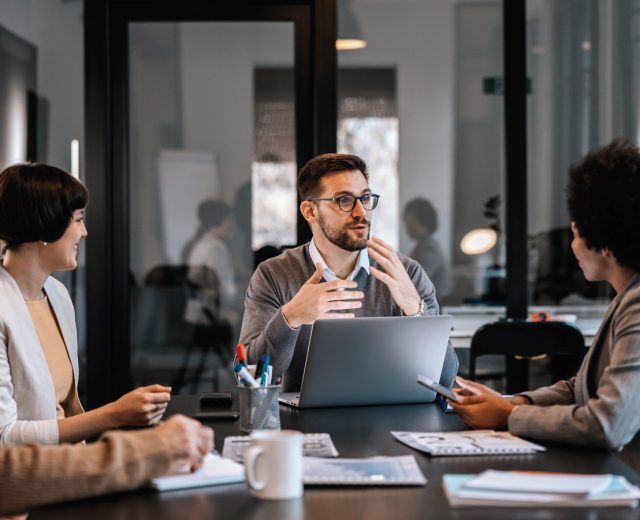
(566, 138), (640, 272)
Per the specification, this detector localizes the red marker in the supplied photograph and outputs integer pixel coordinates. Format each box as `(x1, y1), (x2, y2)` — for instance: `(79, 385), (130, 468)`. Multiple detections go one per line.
(236, 343), (247, 366)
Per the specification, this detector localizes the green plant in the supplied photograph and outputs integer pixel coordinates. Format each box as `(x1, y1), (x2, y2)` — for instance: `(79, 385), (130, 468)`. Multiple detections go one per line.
(483, 195), (502, 234)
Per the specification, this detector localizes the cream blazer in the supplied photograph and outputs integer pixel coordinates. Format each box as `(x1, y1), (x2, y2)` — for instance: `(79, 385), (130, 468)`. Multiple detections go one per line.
(0, 267), (82, 444)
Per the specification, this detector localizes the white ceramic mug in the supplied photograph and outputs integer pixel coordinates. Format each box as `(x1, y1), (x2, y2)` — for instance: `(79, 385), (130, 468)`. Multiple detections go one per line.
(244, 429), (304, 500)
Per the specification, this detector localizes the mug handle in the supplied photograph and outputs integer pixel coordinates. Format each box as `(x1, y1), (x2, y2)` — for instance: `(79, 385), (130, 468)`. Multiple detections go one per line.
(244, 445), (266, 492)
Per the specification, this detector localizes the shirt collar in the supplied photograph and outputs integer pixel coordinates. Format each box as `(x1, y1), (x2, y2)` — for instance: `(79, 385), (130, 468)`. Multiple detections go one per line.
(309, 239), (370, 282)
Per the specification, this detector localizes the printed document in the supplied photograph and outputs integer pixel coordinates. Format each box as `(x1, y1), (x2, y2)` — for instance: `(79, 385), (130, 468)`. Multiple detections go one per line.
(392, 430), (545, 456)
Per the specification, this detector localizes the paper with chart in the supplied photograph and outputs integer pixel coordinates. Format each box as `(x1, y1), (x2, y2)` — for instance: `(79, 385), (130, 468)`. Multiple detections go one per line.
(303, 455), (426, 486)
(222, 433), (339, 463)
(392, 430), (545, 456)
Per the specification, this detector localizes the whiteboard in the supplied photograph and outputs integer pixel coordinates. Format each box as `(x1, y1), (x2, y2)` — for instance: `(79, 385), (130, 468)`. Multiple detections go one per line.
(157, 149), (220, 264)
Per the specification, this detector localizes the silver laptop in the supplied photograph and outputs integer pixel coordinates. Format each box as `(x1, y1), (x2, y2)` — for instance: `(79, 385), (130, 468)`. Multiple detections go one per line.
(279, 315), (453, 408)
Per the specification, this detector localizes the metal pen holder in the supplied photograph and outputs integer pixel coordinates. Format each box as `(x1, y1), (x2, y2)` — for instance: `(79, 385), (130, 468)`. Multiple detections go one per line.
(238, 385), (281, 433)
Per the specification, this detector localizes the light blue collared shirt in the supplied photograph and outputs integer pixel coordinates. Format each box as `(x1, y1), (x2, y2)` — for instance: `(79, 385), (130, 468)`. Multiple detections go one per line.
(308, 239), (370, 281)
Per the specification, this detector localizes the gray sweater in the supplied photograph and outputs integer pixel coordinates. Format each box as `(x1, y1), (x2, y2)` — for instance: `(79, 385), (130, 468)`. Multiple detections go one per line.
(238, 243), (458, 392)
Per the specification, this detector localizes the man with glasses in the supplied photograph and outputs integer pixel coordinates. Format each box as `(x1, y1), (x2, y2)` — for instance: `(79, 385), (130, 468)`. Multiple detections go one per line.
(238, 153), (458, 391)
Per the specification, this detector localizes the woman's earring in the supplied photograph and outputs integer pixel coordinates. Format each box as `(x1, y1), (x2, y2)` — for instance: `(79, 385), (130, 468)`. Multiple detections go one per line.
(41, 241), (48, 246)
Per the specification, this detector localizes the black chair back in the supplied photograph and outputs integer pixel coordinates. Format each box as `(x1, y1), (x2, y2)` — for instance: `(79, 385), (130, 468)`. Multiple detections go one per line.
(140, 264), (232, 392)
(469, 320), (585, 394)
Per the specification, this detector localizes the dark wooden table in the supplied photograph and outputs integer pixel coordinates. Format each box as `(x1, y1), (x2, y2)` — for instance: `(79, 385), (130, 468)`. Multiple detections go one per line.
(31, 395), (640, 519)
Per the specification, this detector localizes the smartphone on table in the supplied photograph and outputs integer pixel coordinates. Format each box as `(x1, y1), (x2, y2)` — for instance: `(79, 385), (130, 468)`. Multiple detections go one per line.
(416, 374), (460, 403)
(200, 392), (233, 406)
(193, 411), (239, 420)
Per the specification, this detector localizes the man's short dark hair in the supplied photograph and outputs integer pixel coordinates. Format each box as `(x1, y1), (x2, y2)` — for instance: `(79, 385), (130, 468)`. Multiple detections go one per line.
(297, 153), (368, 200)
(567, 137), (640, 272)
(404, 197), (438, 233)
(0, 163), (88, 249)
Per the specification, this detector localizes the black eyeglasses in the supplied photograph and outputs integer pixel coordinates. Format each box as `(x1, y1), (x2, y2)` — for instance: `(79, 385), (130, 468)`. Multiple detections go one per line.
(309, 193), (380, 212)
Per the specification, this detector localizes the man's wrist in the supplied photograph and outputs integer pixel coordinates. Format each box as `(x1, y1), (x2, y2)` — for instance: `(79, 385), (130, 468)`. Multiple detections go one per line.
(401, 299), (425, 317)
(281, 305), (301, 330)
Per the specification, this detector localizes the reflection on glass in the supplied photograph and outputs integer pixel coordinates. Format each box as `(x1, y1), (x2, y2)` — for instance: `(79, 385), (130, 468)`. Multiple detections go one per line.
(338, 116), (398, 249)
(526, 0), (633, 309)
(252, 162), (297, 249)
(129, 22), (295, 393)
(1, 3), (87, 396)
(338, 1), (504, 306)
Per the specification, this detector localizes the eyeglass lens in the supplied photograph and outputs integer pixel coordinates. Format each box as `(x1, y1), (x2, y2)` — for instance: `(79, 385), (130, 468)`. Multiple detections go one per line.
(338, 194), (379, 211)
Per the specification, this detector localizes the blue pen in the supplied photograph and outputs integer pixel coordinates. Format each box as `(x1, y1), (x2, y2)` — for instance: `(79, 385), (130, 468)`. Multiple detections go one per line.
(260, 354), (270, 386)
(254, 355), (265, 380)
(234, 363), (260, 387)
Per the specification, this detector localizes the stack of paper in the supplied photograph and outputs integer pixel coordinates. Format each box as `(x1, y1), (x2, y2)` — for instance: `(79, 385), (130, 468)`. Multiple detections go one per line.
(443, 470), (640, 508)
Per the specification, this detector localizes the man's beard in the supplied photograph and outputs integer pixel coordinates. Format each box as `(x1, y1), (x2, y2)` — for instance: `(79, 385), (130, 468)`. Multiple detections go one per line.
(317, 213), (370, 251)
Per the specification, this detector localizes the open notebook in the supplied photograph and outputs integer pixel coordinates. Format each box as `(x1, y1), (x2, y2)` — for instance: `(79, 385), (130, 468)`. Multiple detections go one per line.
(148, 453), (245, 491)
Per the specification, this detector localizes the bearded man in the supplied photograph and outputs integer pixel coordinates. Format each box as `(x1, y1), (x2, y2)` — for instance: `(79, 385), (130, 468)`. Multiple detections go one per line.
(238, 153), (458, 391)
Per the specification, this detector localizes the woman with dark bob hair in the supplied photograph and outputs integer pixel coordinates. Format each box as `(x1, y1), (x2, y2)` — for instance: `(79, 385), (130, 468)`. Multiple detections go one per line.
(0, 163), (171, 445)
(451, 138), (640, 469)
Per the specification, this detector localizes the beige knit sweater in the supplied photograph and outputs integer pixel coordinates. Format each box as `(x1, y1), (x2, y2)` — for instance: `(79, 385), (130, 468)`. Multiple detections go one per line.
(0, 428), (171, 516)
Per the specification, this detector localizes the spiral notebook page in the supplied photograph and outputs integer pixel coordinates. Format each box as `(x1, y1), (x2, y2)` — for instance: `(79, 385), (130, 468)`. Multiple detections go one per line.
(392, 430), (545, 456)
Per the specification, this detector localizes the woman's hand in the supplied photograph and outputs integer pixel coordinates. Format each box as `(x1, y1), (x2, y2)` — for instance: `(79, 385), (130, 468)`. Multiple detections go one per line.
(450, 376), (517, 429)
(106, 384), (172, 427)
(155, 415), (214, 474)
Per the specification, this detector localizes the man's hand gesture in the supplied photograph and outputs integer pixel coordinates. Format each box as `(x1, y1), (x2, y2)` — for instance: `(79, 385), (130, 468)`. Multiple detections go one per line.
(281, 262), (364, 329)
(368, 236), (422, 316)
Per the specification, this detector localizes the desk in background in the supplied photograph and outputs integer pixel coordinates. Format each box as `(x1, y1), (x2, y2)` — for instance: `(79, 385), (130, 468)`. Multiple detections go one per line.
(445, 304), (606, 347)
(32, 395), (640, 520)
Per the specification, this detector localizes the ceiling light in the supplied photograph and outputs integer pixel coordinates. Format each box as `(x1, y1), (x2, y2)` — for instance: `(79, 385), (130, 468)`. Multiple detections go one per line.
(336, 0), (366, 51)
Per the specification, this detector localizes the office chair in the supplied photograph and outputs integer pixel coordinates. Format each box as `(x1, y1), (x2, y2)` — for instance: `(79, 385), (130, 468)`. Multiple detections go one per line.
(141, 264), (233, 393)
(469, 320), (585, 394)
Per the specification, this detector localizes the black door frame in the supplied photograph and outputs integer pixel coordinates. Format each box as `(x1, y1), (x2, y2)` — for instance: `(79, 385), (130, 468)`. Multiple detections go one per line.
(503, 0), (527, 320)
(85, 0), (336, 407)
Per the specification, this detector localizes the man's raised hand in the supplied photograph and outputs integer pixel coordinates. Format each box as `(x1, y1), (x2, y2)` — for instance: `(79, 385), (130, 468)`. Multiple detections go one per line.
(367, 236), (422, 316)
(281, 262), (364, 329)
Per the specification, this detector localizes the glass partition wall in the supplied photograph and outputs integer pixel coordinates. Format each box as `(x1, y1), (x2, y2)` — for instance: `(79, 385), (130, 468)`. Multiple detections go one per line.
(526, 0), (640, 318)
(337, 0), (505, 308)
(82, 0), (640, 403)
(0, 1), (88, 398)
(129, 22), (296, 392)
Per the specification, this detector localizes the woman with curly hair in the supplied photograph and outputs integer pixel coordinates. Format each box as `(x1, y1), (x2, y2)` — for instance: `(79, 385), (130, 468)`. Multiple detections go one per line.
(451, 138), (640, 469)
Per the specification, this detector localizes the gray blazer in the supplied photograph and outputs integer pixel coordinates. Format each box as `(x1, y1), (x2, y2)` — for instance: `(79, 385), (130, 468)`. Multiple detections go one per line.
(509, 274), (640, 469)
(0, 267), (82, 445)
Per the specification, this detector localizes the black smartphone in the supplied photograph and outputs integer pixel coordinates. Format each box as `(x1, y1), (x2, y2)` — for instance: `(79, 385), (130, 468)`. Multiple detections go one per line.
(199, 392), (233, 405)
(417, 374), (460, 403)
(193, 411), (239, 420)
